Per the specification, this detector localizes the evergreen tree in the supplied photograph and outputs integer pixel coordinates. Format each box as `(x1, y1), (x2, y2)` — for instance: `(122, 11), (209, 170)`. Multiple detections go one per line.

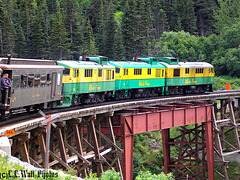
(46, 0), (57, 14)
(82, 19), (97, 55)
(168, 0), (197, 34)
(62, 0), (83, 59)
(96, 0), (107, 56)
(214, 0), (240, 33)
(88, 0), (107, 33)
(15, 24), (26, 58)
(17, 0), (34, 57)
(105, 1), (116, 60)
(49, 1), (70, 59)
(194, 0), (217, 36)
(29, 1), (48, 58)
(134, 0), (150, 56)
(113, 24), (125, 60)
(151, 0), (168, 39)
(1, 0), (16, 56)
(122, 0), (135, 60)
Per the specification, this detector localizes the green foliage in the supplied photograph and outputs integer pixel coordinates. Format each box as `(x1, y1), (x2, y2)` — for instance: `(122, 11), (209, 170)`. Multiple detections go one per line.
(133, 132), (165, 178)
(135, 171), (174, 180)
(214, 76), (240, 91)
(49, 1), (70, 59)
(104, 1), (116, 60)
(121, 0), (135, 60)
(152, 31), (203, 61)
(0, 154), (77, 180)
(85, 169), (121, 180)
(214, 0), (240, 33)
(82, 19), (98, 55)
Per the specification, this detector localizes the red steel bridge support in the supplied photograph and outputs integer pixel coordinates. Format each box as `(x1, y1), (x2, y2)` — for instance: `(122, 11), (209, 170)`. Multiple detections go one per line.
(120, 102), (214, 180)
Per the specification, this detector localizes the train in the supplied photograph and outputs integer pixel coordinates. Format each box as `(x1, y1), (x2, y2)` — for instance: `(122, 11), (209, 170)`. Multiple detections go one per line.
(0, 55), (215, 118)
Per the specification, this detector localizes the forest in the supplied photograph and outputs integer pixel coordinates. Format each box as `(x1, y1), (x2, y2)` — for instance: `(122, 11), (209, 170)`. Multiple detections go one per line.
(0, 0), (240, 77)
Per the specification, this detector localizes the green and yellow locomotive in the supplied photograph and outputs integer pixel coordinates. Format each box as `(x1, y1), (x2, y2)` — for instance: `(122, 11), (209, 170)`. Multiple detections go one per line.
(57, 55), (115, 106)
(109, 57), (165, 99)
(158, 57), (215, 95)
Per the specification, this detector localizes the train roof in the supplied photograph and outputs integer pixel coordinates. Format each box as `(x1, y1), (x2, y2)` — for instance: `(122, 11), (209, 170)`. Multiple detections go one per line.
(0, 64), (64, 69)
(0, 57), (57, 65)
(57, 60), (115, 69)
(109, 61), (165, 68)
(159, 61), (214, 68)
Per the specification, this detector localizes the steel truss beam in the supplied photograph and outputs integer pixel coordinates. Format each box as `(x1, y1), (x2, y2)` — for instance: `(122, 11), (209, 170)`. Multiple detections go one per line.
(162, 123), (214, 180)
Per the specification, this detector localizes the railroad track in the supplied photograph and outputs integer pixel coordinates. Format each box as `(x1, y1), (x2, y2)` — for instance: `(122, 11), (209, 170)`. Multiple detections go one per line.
(1, 90), (240, 136)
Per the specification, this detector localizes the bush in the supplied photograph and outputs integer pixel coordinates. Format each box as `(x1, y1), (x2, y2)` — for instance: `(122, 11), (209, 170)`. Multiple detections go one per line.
(135, 171), (174, 180)
(85, 169), (121, 180)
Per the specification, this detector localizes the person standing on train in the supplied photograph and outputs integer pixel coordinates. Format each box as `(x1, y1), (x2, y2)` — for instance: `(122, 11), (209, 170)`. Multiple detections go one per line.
(1, 73), (11, 105)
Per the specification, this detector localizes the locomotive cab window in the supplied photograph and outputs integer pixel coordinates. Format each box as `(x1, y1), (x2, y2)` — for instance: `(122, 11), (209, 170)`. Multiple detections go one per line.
(185, 68), (189, 74)
(116, 68), (120, 74)
(13, 75), (20, 89)
(173, 69), (180, 77)
(63, 68), (70, 75)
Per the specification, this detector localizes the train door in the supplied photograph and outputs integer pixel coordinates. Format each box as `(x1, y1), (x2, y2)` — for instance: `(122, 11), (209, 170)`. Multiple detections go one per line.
(72, 69), (77, 94)
(11, 70), (24, 108)
(51, 72), (57, 99)
(123, 68), (129, 90)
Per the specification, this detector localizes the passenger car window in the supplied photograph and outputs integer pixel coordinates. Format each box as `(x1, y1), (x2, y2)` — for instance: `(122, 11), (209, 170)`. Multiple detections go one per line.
(21, 74), (27, 88)
(47, 74), (52, 86)
(13, 75), (20, 89)
(34, 74), (40, 87)
(28, 74), (34, 88)
(40, 74), (46, 87)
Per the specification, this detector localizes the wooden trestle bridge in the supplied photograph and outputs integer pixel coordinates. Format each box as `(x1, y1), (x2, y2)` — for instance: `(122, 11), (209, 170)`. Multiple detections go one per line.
(1, 91), (240, 180)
